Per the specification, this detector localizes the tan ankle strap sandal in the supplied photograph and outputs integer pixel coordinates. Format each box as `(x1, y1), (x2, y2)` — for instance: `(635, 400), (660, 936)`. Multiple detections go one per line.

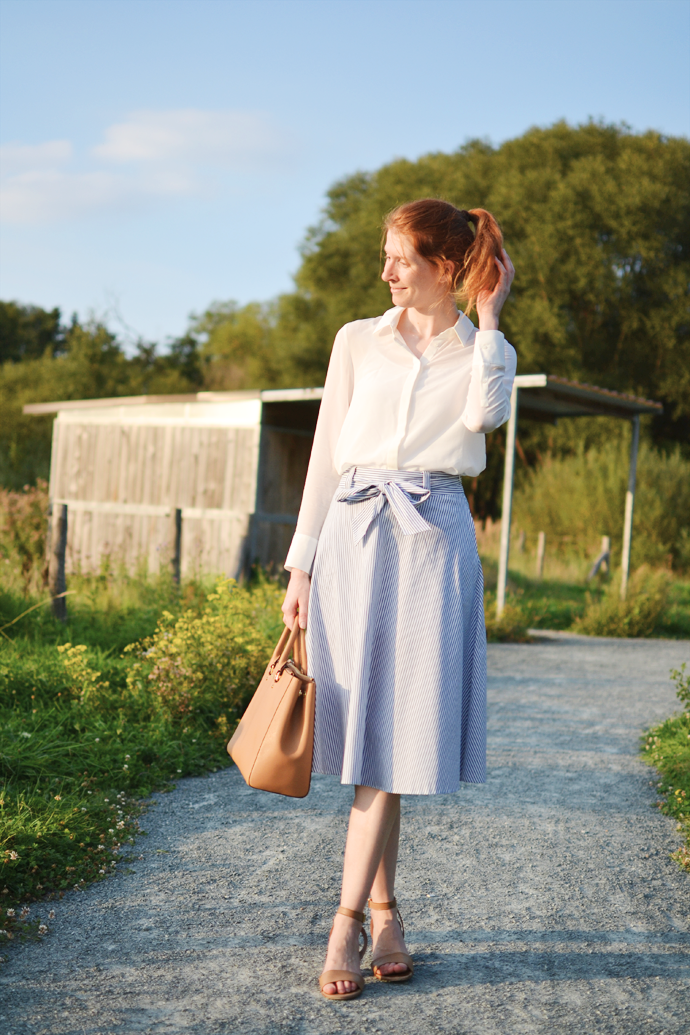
(319, 906), (368, 1000)
(368, 897), (414, 983)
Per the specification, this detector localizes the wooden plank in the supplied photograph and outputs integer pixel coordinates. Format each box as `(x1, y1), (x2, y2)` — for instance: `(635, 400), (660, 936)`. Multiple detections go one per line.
(152, 425), (166, 505)
(117, 425), (130, 503)
(83, 424), (96, 501)
(160, 424), (174, 506)
(240, 428), (257, 513)
(212, 428), (228, 508)
(221, 428), (237, 511)
(130, 424), (143, 504)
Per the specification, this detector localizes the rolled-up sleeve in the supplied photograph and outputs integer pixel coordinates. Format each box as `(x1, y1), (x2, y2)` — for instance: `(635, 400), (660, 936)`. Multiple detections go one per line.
(461, 330), (517, 434)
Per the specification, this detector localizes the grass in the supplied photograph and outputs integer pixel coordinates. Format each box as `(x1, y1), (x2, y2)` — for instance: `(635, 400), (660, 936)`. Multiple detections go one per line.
(642, 665), (690, 872)
(0, 570), (283, 946)
(477, 520), (690, 641)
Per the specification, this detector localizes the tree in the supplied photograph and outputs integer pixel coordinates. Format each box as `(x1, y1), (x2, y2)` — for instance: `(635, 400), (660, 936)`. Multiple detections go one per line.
(0, 301), (65, 363)
(188, 301), (280, 390)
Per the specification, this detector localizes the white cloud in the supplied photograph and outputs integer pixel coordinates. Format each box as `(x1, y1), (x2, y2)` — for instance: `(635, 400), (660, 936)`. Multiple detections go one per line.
(92, 109), (280, 166)
(0, 109), (289, 225)
(0, 140), (72, 176)
(0, 169), (193, 225)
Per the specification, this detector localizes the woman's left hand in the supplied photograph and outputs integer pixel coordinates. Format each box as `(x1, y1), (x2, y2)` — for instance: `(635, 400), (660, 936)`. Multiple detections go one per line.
(476, 249), (515, 331)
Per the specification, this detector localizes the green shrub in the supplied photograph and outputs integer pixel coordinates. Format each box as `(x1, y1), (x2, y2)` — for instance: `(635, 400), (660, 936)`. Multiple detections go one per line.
(574, 566), (669, 637)
(0, 574), (285, 931)
(484, 596), (532, 643)
(643, 664), (690, 873)
(123, 577), (283, 735)
(512, 440), (690, 572)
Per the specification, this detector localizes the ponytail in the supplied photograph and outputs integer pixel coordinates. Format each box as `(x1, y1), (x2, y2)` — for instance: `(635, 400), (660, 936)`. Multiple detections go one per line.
(458, 209), (504, 314)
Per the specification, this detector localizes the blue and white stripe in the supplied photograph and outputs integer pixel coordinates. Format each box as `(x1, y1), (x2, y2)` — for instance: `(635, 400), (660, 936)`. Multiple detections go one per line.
(307, 465), (486, 796)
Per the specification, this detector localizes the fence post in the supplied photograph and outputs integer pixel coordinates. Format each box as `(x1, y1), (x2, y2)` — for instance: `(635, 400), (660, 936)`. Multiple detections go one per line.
(535, 531), (546, 579)
(620, 416), (640, 601)
(600, 535), (610, 574)
(48, 502), (68, 622)
(171, 507), (182, 585)
(587, 534), (611, 581)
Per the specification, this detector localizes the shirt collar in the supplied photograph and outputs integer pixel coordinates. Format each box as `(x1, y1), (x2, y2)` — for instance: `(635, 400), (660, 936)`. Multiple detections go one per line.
(374, 306), (475, 346)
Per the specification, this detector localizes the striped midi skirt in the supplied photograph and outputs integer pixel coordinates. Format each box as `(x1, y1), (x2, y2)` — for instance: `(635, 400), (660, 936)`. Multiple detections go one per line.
(307, 466), (487, 796)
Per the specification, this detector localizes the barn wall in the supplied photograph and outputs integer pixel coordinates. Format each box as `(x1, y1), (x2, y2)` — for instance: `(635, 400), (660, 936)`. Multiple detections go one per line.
(50, 419), (260, 577)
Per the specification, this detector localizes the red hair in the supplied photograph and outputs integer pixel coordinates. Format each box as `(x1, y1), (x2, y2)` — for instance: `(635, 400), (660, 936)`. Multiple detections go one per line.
(383, 198), (504, 313)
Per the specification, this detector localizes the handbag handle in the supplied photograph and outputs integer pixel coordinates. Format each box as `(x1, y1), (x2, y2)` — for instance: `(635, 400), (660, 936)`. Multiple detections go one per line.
(272, 623), (292, 664)
(272, 622), (310, 677)
(294, 627), (308, 673)
(277, 620), (301, 669)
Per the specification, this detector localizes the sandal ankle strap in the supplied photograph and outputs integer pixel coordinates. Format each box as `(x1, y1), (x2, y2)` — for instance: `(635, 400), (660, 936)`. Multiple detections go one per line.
(368, 897), (405, 937)
(337, 906), (366, 924)
(368, 897), (397, 910)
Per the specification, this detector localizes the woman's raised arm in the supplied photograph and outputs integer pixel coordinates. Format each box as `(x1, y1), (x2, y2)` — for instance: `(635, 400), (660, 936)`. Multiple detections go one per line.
(462, 249), (517, 434)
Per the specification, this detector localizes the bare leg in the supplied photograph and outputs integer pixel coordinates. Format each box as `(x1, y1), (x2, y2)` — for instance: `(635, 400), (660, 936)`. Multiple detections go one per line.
(321, 786), (399, 996)
(370, 803), (400, 901)
(369, 808), (410, 977)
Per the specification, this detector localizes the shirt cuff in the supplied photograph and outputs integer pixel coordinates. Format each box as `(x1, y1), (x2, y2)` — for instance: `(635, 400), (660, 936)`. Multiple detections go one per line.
(473, 330), (506, 369)
(284, 533), (318, 574)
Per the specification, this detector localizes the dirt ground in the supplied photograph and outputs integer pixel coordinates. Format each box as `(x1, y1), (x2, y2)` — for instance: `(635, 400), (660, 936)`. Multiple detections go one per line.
(2, 633), (689, 1035)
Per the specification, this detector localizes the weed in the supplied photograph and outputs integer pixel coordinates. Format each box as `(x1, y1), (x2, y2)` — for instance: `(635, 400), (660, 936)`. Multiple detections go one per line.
(483, 596), (532, 643)
(0, 480), (48, 595)
(642, 665), (690, 872)
(574, 567), (670, 637)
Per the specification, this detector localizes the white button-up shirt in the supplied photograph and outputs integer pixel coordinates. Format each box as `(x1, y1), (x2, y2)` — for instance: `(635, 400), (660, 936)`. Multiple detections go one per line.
(284, 306), (517, 573)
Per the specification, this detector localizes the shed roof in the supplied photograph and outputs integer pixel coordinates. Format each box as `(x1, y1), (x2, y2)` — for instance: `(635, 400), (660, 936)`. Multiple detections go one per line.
(22, 387), (324, 416)
(514, 375), (662, 422)
(23, 377), (661, 423)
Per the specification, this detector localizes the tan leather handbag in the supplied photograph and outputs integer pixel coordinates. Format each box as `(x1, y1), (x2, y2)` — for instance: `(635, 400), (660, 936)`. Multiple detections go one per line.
(227, 622), (315, 798)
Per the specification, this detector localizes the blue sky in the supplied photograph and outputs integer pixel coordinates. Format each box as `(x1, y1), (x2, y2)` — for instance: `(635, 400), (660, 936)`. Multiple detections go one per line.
(1, 0), (689, 345)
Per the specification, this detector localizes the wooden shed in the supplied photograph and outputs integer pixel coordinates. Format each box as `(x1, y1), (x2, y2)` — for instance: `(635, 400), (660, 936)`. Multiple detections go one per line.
(23, 389), (323, 579)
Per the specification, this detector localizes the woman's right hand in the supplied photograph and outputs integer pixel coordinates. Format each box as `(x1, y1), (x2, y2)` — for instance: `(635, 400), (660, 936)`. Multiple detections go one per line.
(476, 248), (515, 330)
(281, 569), (311, 629)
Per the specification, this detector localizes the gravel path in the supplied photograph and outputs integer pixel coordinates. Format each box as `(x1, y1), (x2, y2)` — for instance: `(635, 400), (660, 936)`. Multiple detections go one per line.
(2, 634), (690, 1035)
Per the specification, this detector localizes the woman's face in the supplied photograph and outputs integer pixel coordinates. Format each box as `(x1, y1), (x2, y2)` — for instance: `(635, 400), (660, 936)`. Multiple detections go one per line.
(382, 230), (451, 311)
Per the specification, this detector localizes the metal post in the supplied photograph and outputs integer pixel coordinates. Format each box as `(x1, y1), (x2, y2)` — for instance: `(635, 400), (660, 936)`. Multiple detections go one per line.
(496, 383), (519, 617)
(620, 415), (640, 601)
(172, 507), (182, 585)
(48, 502), (68, 622)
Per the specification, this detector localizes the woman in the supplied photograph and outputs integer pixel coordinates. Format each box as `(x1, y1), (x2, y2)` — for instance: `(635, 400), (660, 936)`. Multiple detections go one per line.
(281, 199), (516, 1000)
